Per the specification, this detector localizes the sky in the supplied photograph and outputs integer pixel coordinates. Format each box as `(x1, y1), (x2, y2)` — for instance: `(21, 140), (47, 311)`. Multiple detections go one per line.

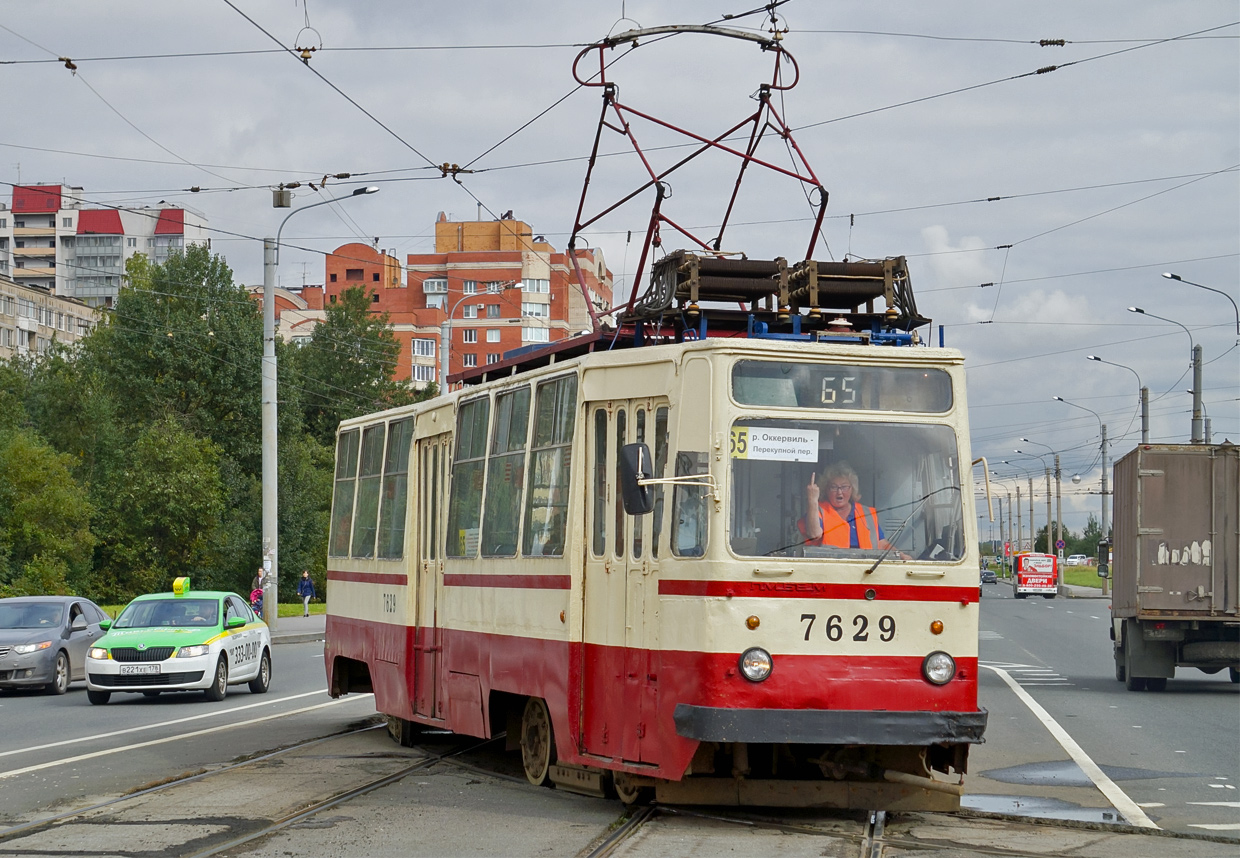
(2, 1), (1237, 535)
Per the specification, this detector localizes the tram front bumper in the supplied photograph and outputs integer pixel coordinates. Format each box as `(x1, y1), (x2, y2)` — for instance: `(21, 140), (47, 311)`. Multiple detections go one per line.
(673, 704), (987, 745)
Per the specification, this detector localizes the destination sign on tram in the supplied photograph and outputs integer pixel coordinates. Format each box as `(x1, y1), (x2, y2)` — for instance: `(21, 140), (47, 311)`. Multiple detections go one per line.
(729, 427), (818, 461)
(732, 361), (953, 413)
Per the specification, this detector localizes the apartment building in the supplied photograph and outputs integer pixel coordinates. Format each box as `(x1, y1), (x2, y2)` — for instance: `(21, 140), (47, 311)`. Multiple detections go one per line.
(0, 271), (98, 360)
(323, 243), (442, 386)
(0, 184), (209, 308)
(323, 215), (612, 389)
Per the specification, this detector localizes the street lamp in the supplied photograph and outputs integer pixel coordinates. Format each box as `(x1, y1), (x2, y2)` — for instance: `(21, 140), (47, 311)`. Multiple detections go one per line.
(439, 281), (522, 390)
(260, 186), (379, 628)
(1052, 395), (1110, 544)
(1000, 462), (1038, 553)
(1163, 272), (1239, 337)
(1014, 449), (1053, 555)
(1021, 438), (1063, 558)
(1126, 307), (1203, 442)
(1086, 355), (1147, 443)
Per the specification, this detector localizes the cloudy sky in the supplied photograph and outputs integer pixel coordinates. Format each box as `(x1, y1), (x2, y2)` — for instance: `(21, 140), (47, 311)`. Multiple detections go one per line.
(3, 1), (1237, 533)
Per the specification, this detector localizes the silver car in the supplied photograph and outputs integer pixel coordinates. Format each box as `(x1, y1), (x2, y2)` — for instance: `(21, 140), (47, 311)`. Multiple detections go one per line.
(0, 597), (110, 695)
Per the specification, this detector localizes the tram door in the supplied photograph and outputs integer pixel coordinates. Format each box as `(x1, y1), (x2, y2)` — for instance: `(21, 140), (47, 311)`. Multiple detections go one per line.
(413, 433), (449, 721)
(582, 399), (666, 763)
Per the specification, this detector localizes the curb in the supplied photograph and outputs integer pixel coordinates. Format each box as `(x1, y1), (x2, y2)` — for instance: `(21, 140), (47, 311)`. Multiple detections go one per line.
(1058, 585), (1109, 599)
(271, 633), (324, 646)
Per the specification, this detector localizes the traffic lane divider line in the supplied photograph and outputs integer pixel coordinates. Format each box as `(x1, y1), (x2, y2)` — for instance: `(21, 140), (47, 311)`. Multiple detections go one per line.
(0, 689), (328, 760)
(0, 694), (373, 779)
(981, 665), (1159, 830)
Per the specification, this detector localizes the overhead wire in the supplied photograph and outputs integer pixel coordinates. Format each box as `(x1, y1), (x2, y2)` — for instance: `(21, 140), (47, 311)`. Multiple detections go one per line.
(221, 0), (438, 169)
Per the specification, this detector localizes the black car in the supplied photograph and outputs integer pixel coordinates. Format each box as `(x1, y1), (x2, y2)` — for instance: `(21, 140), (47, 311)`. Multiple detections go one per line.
(0, 597), (110, 694)
(980, 568), (998, 584)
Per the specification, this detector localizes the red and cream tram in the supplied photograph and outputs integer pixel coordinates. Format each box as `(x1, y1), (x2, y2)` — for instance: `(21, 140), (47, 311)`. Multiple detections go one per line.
(325, 262), (987, 810)
(326, 23), (986, 810)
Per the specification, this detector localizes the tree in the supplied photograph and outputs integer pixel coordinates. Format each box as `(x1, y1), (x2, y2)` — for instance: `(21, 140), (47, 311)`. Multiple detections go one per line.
(82, 247), (263, 471)
(0, 427), (95, 596)
(91, 416), (225, 599)
(287, 286), (416, 447)
(1074, 514), (1104, 557)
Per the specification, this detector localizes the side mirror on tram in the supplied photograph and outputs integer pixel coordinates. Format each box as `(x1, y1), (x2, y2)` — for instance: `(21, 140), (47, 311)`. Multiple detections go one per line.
(619, 443), (655, 515)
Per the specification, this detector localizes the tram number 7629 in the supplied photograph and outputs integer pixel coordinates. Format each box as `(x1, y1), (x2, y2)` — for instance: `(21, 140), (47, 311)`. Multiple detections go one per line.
(800, 613), (896, 643)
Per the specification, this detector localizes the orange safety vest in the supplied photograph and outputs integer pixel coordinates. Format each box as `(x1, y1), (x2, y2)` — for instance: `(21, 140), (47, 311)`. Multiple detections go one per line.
(801, 501), (881, 548)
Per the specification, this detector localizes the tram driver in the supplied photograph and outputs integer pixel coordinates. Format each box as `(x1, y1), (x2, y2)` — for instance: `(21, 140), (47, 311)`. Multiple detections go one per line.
(800, 461), (896, 552)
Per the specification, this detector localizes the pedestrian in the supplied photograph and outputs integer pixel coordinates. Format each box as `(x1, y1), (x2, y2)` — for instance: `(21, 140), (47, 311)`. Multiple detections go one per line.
(297, 570), (316, 618)
(252, 567), (264, 593)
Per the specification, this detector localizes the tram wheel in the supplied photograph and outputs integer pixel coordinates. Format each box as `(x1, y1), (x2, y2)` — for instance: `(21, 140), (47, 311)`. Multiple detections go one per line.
(613, 773), (655, 807)
(520, 697), (556, 787)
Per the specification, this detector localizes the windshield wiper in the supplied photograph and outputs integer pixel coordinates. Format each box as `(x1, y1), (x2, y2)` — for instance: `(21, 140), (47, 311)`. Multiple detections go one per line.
(865, 485), (961, 575)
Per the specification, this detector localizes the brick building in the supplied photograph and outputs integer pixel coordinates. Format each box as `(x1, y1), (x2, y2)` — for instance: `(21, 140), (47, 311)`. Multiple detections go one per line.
(322, 214), (613, 390)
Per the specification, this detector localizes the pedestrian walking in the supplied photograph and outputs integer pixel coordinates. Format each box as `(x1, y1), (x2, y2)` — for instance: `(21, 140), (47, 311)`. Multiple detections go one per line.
(297, 570), (316, 617)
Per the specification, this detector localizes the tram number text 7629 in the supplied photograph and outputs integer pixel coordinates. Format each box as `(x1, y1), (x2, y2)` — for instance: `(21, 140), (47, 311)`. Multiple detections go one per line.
(382, 593), (398, 614)
(800, 613), (895, 642)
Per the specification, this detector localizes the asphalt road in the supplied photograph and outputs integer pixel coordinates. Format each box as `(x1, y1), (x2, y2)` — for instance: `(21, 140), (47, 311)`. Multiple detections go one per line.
(0, 639), (377, 825)
(969, 580), (1239, 836)
(2, 595), (1235, 843)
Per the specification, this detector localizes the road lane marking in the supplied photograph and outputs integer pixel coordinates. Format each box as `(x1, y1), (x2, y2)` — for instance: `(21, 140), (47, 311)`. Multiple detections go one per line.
(982, 665), (1159, 829)
(1189, 824), (1240, 830)
(1188, 802), (1240, 807)
(0, 690), (327, 760)
(0, 694), (373, 779)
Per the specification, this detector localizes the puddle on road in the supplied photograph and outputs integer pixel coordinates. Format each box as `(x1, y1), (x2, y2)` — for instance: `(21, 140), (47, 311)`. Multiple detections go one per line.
(980, 759), (1198, 787)
(963, 794), (1123, 824)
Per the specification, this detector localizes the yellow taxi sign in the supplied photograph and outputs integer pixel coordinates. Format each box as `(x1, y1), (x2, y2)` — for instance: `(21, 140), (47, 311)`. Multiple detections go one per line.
(172, 577), (192, 596)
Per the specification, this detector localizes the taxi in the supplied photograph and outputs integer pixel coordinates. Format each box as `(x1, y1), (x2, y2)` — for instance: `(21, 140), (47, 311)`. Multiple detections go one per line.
(85, 578), (271, 705)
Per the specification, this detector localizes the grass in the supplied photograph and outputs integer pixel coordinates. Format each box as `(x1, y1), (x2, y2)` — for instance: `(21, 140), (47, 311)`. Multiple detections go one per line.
(1062, 567), (1107, 589)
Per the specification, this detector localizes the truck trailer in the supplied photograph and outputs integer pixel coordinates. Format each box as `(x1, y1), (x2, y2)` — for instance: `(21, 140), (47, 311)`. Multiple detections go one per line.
(1107, 443), (1239, 691)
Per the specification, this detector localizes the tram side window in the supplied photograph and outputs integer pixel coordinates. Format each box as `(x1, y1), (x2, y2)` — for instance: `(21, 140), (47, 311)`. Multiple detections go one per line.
(672, 450), (710, 557)
(633, 409), (645, 559)
(482, 386), (531, 556)
(523, 375), (577, 557)
(651, 407), (669, 558)
(351, 424), (387, 558)
(592, 408), (607, 556)
(377, 418), (414, 560)
(329, 429), (361, 557)
(447, 397), (490, 557)
(614, 409), (626, 558)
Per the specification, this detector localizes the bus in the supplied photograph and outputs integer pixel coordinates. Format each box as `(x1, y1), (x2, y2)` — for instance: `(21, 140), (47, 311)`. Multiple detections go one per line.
(1013, 552), (1058, 599)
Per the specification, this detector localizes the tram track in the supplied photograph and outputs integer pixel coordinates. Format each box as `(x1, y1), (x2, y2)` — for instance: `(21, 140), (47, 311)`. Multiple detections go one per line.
(5, 724), (1234, 858)
(0, 721), (501, 857)
(0, 720), (387, 844)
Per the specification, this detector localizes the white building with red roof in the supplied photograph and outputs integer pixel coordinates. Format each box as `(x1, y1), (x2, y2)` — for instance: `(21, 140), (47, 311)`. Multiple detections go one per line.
(0, 184), (209, 308)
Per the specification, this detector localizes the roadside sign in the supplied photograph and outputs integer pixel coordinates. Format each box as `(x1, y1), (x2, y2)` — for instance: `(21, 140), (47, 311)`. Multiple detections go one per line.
(1055, 539), (1065, 549)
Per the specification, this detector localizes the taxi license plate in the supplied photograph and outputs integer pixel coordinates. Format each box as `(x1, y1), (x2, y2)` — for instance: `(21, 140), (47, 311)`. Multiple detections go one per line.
(119, 665), (160, 676)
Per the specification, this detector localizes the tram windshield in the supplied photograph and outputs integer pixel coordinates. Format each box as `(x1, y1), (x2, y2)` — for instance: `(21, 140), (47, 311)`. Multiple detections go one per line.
(729, 419), (964, 561)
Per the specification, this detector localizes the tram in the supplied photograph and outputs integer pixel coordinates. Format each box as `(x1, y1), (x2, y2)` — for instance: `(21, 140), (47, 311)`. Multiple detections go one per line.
(324, 23), (988, 810)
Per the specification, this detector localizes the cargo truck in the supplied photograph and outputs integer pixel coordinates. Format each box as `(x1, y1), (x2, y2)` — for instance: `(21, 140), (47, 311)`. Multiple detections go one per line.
(1104, 443), (1239, 691)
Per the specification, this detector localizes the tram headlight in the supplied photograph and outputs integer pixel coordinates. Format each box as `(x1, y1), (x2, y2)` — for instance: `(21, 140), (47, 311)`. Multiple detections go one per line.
(739, 647), (773, 682)
(922, 651), (956, 685)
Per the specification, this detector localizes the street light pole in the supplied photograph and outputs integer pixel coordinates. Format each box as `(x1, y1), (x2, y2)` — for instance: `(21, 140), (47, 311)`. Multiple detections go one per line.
(1053, 395), (1110, 543)
(261, 186), (379, 627)
(1086, 355), (1147, 444)
(438, 281), (522, 391)
(1128, 306), (1203, 442)
(1163, 272), (1240, 337)
(1020, 438), (1062, 558)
